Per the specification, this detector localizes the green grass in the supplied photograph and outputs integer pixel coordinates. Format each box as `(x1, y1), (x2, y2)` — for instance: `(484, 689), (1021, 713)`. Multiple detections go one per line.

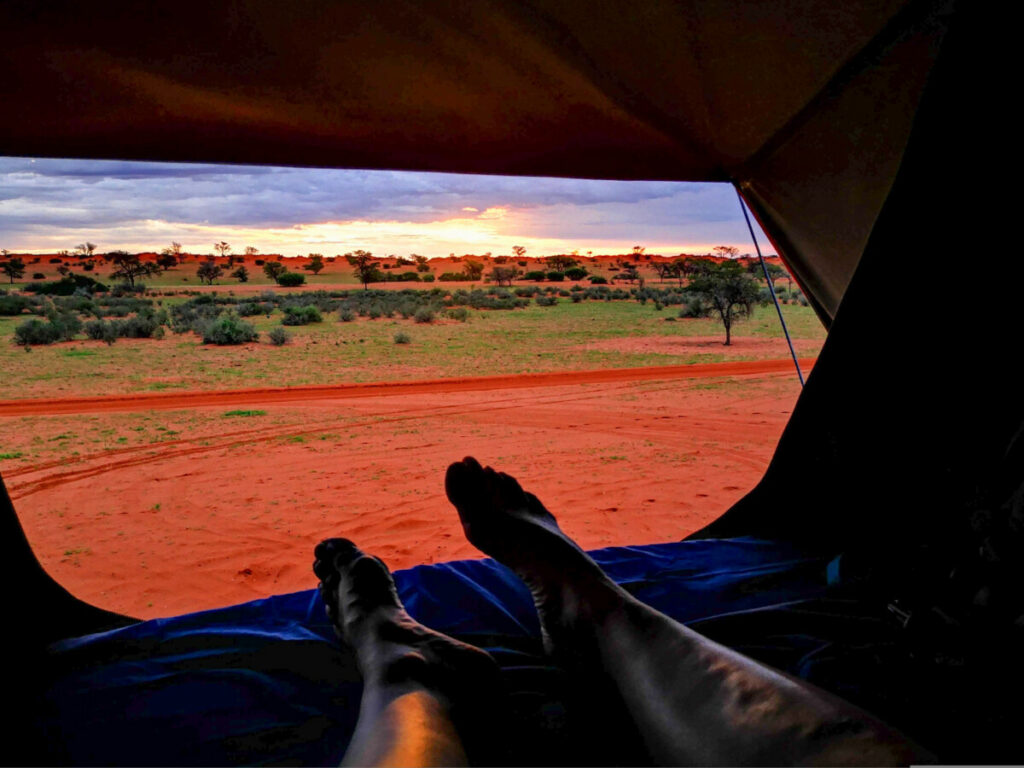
(222, 409), (267, 418)
(0, 293), (826, 399)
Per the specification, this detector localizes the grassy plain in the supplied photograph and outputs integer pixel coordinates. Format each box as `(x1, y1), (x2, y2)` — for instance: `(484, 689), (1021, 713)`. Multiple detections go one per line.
(0, 298), (824, 401)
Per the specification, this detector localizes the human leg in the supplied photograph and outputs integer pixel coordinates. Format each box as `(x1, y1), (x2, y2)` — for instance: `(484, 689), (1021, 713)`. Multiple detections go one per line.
(445, 457), (931, 766)
(314, 538), (499, 767)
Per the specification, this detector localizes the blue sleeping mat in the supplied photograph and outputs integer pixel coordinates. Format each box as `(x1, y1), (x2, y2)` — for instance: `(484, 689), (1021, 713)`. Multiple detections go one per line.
(35, 537), (882, 765)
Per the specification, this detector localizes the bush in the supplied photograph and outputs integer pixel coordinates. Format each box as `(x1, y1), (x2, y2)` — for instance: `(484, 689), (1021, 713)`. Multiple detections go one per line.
(394, 331), (411, 344)
(589, 275), (608, 285)
(678, 297), (711, 318)
(421, 273), (435, 282)
(277, 272), (306, 287)
(14, 318), (62, 346)
(546, 271), (565, 282)
(524, 270), (547, 282)
(0, 295), (29, 315)
(32, 272), (45, 280)
(200, 312), (259, 345)
(339, 309), (355, 322)
(536, 295), (558, 307)
(445, 306), (469, 322)
(413, 307), (435, 323)
(282, 305), (323, 325)
(268, 327), (292, 346)
(565, 267), (588, 280)
(23, 275), (107, 295)
(84, 319), (119, 345)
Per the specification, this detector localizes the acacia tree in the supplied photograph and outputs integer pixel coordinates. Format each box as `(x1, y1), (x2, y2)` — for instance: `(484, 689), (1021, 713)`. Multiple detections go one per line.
(1, 255), (26, 284)
(684, 260), (762, 345)
(75, 242), (97, 259)
(263, 261), (287, 282)
(488, 266), (520, 286)
(462, 260), (485, 281)
(304, 254), (325, 274)
(108, 250), (160, 288)
(197, 259), (224, 285)
(546, 254), (577, 272)
(157, 242), (182, 271)
(345, 250), (381, 289)
(244, 246), (259, 259)
(231, 265), (249, 283)
(512, 245), (526, 262)
(215, 241), (231, 261)
(412, 254), (430, 272)
(712, 245), (739, 260)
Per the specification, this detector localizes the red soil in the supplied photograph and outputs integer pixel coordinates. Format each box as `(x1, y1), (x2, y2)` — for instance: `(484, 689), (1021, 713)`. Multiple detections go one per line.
(6, 361), (810, 620)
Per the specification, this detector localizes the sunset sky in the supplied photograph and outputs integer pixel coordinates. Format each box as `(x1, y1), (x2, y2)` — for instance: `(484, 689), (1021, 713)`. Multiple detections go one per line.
(0, 157), (773, 258)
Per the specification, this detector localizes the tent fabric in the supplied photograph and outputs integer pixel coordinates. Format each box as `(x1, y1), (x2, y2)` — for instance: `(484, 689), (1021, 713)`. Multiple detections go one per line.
(34, 537), (839, 765)
(0, 0), (951, 321)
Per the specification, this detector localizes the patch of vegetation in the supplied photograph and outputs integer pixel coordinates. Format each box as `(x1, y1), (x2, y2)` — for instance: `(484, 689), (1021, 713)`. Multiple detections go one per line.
(198, 312), (259, 345)
(394, 331), (411, 344)
(268, 327), (292, 346)
(222, 410), (267, 417)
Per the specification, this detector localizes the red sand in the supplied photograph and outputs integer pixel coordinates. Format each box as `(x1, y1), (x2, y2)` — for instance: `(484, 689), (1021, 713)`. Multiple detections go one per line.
(6, 363), (809, 620)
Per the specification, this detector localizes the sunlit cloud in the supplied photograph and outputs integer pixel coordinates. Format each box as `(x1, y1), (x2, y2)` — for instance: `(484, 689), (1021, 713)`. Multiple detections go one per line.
(0, 158), (774, 257)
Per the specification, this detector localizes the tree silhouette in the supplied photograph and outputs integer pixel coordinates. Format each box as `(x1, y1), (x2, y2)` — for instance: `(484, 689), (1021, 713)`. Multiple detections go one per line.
(197, 260), (224, 285)
(108, 251), (159, 288)
(345, 250), (381, 290)
(1, 255), (26, 284)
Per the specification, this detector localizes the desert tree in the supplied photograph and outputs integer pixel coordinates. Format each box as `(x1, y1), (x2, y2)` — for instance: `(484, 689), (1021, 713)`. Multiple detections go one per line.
(157, 241), (183, 271)
(632, 245), (646, 260)
(546, 254), (577, 272)
(512, 245), (527, 261)
(75, 242), (97, 259)
(197, 259), (225, 285)
(712, 245), (740, 260)
(304, 254), (325, 274)
(652, 260), (675, 282)
(231, 265), (249, 283)
(1, 255), (26, 283)
(488, 266), (520, 286)
(462, 260), (485, 281)
(615, 259), (642, 285)
(263, 261), (287, 282)
(244, 246), (259, 259)
(108, 250), (160, 288)
(215, 241), (232, 261)
(345, 250), (381, 290)
(684, 260), (763, 345)
(412, 254), (431, 272)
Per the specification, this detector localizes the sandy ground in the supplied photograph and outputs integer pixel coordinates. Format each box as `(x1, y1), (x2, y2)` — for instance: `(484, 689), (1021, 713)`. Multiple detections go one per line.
(5, 364), (808, 620)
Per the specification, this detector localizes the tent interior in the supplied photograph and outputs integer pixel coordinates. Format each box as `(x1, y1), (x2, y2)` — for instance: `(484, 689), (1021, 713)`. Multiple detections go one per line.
(2, 0), (1021, 763)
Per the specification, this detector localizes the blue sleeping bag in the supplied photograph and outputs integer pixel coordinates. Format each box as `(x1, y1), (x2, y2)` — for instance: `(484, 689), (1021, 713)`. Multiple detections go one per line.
(36, 538), (849, 765)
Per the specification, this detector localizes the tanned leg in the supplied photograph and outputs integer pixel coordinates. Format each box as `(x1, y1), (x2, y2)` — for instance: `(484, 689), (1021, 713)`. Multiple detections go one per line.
(445, 457), (932, 767)
(314, 538), (499, 767)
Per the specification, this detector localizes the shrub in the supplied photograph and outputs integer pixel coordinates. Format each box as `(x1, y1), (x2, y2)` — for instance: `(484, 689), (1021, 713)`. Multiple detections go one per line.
(85, 319), (119, 345)
(445, 306), (469, 322)
(0, 295), (29, 315)
(32, 272), (45, 280)
(589, 275), (608, 285)
(277, 272), (306, 287)
(14, 318), (62, 346)
(565, 266), (588, 280)
(339, 309), (355, 322)
(268, 327), (292, 346)
(282, 305), (322, 325)
(546, 271), (565, 282)
(200, 312), (258, 345)
(394, 331), (411, 344)
(524, 270), (547, 282)
(536, 295), (558, 307)
(678, 297), (711, 318)
(421, 274), (435, 282)
(413, 307), (435, 323)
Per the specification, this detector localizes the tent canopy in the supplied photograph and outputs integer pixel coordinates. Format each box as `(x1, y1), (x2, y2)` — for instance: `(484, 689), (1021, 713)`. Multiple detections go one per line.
(0, 0), (948, 322)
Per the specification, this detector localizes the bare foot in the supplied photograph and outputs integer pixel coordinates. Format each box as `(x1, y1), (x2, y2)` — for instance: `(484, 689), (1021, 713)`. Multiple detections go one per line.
(313, 537), (498, 697)
(445, 456), (624, 657)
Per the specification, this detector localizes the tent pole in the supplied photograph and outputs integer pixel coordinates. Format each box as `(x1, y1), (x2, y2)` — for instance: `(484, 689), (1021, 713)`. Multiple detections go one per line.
(735, 187), (805, 387)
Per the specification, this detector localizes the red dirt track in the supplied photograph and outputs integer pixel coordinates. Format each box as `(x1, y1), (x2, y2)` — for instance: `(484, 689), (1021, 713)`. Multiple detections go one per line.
(4, 359), (813, 619)
(0, 358), (814, 416)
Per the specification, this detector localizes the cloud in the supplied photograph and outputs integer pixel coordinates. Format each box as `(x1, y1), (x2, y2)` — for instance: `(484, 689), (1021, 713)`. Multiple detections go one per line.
(0, 157), (771, 255)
